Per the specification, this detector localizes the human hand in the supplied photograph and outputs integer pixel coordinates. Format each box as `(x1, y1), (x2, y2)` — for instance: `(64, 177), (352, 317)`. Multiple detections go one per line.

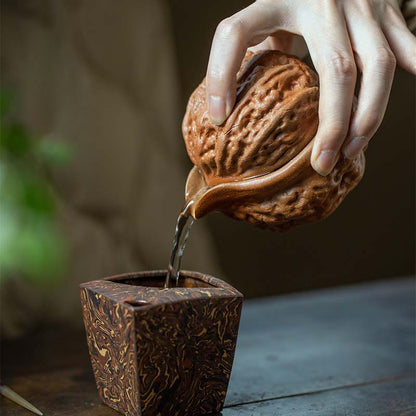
(206, 0), (416, 175)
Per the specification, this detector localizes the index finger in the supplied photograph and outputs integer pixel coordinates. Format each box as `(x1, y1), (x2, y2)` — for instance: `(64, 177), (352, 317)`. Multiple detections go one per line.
(206, 2), (287, 125)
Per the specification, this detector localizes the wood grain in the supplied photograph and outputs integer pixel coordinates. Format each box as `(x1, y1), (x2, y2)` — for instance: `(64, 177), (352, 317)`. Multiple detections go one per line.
(223, 378), (416, 415)
(225, 277), (415, 406)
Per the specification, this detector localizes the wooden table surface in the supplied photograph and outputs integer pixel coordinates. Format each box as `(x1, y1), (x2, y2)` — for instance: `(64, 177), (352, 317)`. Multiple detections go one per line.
(1, 277), (415, 415)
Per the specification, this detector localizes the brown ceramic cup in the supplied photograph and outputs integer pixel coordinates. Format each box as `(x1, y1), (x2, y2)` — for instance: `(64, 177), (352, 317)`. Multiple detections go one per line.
(80, 270), (243, 416)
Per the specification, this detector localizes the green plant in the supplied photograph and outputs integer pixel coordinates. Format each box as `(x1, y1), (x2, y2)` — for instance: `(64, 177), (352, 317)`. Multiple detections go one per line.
(0, 91), (71, 285)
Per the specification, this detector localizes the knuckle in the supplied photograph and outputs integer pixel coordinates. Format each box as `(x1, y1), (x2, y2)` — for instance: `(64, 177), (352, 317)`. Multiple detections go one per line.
(321, 123), (348, 147)
(216, 17), (245, 39)
(357, 114), (382, 137)
(373, 47), (396, 72)
(326, 53), (356, 80)
(319, 0), (339, 9)
(323, 0), (339, 7)
(384, 2), (404, 23)
(208, 66), (227, 83)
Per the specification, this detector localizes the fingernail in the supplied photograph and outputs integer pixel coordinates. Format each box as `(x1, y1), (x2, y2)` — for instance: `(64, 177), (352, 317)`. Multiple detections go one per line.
(225, 92), (234, 119)
(208, 95), (226, 125)
(313, 150), (337, 176)
(344, 136), (367, 159)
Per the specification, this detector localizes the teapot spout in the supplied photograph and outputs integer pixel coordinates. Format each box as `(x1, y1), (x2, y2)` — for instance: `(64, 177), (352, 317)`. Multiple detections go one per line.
(184, 141), (317, 221)
(185, 167), (212, 219)
(185, 167), (232, 219)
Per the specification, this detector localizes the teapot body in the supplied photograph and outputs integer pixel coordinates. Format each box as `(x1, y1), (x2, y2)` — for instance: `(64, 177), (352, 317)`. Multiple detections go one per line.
(183, 51), (365, 231)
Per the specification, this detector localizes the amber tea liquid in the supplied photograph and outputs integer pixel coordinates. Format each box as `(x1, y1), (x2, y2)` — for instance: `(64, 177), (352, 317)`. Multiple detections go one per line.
(165, 201), (195, 288)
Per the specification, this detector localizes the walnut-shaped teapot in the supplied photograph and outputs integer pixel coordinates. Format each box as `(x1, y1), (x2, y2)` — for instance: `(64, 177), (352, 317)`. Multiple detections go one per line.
(183, 50), (365, 232)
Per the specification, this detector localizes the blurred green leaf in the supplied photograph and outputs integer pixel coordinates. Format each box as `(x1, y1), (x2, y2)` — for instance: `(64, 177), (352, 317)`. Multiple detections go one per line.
(0, 90), (12, 117)
(35, 139), (73, 166)
(0, 208), (68, 285)
(0, 89), (72, 286)
(0, 122), (32, 157)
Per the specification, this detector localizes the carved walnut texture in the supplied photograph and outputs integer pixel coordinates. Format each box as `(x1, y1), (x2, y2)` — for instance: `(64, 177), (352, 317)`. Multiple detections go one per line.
(183, 50), (365, 231)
